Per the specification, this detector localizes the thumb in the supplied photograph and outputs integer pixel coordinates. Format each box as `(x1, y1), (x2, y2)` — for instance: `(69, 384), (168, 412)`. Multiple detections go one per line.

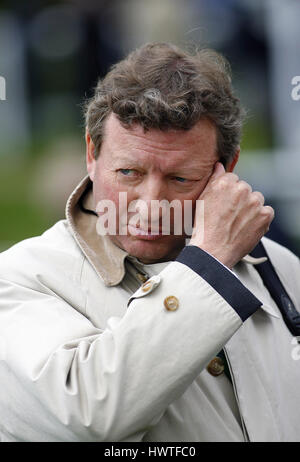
(211, 161), (225, 179)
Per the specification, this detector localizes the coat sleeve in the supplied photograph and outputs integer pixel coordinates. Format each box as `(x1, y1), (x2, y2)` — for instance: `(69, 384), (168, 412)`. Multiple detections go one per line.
(0, 245), (261, 442)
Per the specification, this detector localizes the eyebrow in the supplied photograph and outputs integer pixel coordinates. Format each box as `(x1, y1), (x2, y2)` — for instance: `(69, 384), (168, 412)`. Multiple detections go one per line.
(113, 157), (193, 171)
(116, 155), (204, 173)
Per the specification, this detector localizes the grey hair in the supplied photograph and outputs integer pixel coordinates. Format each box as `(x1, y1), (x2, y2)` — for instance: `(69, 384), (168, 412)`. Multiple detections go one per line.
(84, 42), (245, 165)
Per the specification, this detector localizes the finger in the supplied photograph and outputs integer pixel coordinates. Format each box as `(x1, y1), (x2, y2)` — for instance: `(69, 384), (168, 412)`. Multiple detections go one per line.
(211, 162), (225, 179)
(251, 191), (265, 206)
(259, 206), (275, 233)
(263, 205), (275, 221)
(237, 180), (252, 194)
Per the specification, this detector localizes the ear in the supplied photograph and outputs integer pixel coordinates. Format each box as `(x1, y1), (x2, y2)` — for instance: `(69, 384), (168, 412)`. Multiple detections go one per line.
(226, 147), (240, 173)
(85, 128), (97, 182)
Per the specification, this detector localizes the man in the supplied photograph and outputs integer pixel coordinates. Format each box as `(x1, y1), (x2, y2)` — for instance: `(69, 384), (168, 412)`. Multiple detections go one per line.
(0, 42), (299, 442)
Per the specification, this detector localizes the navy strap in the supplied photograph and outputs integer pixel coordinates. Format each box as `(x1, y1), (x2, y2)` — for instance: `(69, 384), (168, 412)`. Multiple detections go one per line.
(250, 242), (300, 337)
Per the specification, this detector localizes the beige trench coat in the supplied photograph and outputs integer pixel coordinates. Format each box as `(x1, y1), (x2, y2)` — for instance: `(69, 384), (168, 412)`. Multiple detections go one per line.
(0, 176), (300, 442)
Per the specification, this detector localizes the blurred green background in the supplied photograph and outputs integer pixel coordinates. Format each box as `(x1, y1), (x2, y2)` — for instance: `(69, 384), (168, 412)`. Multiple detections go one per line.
(0, 0), (299, 254)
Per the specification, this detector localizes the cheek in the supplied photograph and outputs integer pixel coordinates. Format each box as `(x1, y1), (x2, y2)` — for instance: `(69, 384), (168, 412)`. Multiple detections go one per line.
(93, 176), (134, 226)
(174, 182), (206, 206)
(187, 178), (210, 204)
(93, 167), (118, 202)
(176, 182), (208, 226)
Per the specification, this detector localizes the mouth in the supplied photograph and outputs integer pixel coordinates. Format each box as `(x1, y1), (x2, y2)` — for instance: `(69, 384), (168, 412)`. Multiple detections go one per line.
(127, 224), (166, 240)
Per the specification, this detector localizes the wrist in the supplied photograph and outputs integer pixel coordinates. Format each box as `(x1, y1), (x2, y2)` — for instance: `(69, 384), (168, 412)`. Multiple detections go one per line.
(189, 242), (234, 269)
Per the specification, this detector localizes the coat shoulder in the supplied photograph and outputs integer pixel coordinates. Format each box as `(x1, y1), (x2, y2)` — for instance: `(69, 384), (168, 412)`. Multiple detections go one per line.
(262, 236), (299, 268)
(0, 220), (85, 291)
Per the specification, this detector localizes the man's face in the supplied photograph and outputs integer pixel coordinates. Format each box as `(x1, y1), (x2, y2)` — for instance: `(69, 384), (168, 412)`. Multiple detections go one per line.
(86, 113), (219, 263)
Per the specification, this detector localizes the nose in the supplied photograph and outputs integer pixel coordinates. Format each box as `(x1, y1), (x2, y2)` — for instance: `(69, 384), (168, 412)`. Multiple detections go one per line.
(137, 175), (167, 203)
(133, 176), (168, 227)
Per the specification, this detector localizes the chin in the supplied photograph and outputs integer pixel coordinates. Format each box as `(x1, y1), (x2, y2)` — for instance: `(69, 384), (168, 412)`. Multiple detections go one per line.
(113, 235), (185, 264)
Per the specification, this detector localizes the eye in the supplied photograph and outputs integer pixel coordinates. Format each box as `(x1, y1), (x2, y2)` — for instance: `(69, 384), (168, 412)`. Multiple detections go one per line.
(118, 169), (138, 177)
(174, 176), (188, 183)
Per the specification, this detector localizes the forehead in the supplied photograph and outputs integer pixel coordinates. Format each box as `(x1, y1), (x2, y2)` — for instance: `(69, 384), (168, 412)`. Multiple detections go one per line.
(101, 112), (218, 167)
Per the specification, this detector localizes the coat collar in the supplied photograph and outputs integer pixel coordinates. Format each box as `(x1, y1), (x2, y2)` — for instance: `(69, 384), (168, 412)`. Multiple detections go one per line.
(65, 176), (271, 291)
(65, 175), (128, 286)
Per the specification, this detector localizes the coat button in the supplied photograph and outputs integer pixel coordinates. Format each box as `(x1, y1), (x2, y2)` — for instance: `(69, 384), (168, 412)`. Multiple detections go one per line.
(207, 357), (225, 376)
(164, 296), (179, 311)
(137, 273), (148, 283)
(141, 281), (153, 292)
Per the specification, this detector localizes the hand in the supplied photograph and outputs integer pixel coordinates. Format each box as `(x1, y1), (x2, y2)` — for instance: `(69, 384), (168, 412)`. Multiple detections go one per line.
(190, 162), (275, 269)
